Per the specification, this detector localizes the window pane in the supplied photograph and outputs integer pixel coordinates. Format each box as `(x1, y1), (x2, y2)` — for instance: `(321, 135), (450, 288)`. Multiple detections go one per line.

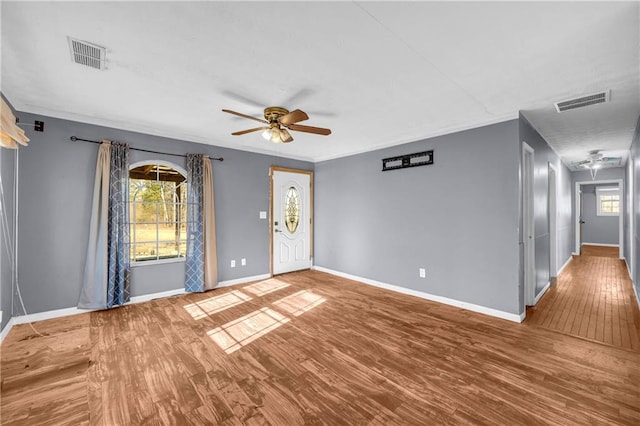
(611, 201), (620, 212)
(132, 223), (158, 243)
(158, 240), (183, 259)
(133, 242), (159, 262)
(131, 202), (159, 223)
(158, 223), (183, 241)
(285, 186), (300, 233)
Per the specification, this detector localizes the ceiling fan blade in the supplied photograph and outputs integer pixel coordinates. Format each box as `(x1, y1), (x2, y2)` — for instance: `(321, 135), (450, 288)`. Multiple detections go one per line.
(278, 109), (309, 125)
(231, 126), (269, 136)
(280, 128), (294, 143)
(222, 109), (268, 124)
(287, 123), (332, 136)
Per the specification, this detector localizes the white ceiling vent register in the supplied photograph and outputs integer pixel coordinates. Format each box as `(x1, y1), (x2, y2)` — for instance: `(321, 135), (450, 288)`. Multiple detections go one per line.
(554, 90), (609, 113)
(67, 37), (106, 70)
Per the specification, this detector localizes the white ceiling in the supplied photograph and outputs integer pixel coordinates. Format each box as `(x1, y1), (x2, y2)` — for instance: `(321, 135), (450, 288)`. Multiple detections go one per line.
(2, 1), (639, 164)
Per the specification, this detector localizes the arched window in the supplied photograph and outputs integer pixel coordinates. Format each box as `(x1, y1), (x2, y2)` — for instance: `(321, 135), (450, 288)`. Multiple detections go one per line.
(129, 161), (187, 263)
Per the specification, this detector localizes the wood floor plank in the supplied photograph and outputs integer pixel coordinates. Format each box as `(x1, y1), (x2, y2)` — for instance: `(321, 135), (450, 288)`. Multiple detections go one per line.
(531, 250), (640, 351)
(3, 266), (640, 425)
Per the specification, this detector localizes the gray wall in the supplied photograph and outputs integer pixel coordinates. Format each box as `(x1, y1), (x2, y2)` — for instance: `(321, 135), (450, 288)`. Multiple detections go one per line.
(315, 119), (521, 315)
(13, 111), (312, 315)
(571, 167), (625, 255)
(519, 114), (574, 310)
(580, 184), (619, 245)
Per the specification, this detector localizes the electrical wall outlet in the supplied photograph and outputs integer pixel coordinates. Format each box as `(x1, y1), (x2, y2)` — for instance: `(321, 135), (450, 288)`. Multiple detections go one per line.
(230, 260), (236, 268)
(419, 268), (426, 278)
(241, 258), (246, 266)
(259, 211), (267, 219)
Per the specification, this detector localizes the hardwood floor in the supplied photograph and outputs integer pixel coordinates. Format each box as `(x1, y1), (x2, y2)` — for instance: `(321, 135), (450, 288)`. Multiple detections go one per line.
(2, 270), (640, 425)
(526, 252), (640, 351)
(580, 244), (620, 258)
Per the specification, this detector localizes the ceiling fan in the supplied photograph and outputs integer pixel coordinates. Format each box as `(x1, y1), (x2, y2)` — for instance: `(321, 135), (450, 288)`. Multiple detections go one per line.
(222, 107), (331, 143)
(571, 150), (622, 179)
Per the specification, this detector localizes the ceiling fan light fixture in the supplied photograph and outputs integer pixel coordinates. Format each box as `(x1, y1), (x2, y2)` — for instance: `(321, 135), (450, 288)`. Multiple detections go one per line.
(270, 130), (282, 143)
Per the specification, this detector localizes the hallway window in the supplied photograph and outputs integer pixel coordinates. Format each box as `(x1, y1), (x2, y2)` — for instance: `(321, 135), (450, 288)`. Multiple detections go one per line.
(596, 187), (620, 216)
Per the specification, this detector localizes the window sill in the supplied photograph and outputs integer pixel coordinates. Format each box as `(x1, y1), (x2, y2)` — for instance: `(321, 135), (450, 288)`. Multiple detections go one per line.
(131, 257), (186, 268)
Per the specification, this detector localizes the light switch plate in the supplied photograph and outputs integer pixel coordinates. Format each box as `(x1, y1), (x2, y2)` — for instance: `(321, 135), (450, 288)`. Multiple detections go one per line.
(241, 258), (246, 266)
(230, 260), (236, 268)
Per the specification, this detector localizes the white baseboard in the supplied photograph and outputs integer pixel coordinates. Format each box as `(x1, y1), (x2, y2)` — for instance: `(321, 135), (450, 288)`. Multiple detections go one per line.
(0, 273), (272, 343)
(312, 266), (524, 323)
(572, 252), (580, 256)
(558, 256), (573, 275)
(217, 273), (271, 288)
(581, 243), (619, 247)
(130, 288), (187, 303)
(0, 317), (15, 344)
(633, 283), (640, 311)
(534, 281), (551, 305)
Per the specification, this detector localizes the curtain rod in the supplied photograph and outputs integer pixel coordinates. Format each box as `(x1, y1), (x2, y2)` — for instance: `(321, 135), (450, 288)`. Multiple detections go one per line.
(70, 136), (223, 161)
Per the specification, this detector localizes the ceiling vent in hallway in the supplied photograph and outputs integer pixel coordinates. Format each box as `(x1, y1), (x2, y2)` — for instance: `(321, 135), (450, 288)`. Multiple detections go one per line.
(67, 37), (106, 70)
(554, 91), (609, 113)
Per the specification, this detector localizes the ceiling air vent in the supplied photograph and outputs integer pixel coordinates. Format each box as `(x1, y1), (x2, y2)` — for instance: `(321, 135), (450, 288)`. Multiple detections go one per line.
(67, 37), (106, 70)
(554, 90), (609, 113)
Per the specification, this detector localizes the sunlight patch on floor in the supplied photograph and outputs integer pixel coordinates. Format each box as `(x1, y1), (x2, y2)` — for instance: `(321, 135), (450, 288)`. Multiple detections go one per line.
(243, 279), (290, 297)
(207, 307), (290, 354)
(273, 290), (326, 317)
(184, 290), (252, 320)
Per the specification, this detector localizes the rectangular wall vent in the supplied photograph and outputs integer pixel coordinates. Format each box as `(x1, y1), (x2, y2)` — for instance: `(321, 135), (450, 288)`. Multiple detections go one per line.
(67, 37), (106, 70)
(554, 91), (609, 113)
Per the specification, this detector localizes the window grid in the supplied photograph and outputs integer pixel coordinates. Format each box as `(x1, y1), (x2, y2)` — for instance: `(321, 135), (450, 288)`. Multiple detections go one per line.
(129, 164), (188, 262)
(596, 188), (620, 216)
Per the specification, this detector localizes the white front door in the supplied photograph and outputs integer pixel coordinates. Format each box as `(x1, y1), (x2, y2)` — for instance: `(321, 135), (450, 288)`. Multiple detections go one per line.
(272, 169), (312, 275)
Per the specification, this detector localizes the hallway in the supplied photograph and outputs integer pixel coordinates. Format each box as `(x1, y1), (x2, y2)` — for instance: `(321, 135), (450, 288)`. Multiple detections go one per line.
(526, 246), (640, 351)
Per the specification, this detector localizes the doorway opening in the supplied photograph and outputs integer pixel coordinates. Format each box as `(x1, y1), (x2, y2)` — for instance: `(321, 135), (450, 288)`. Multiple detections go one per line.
(574, 179), (623, 259)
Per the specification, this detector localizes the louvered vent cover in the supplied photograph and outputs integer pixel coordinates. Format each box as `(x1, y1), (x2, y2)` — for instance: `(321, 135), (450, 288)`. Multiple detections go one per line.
(68, 37), (106, 70)
(554, 91), (609, 112)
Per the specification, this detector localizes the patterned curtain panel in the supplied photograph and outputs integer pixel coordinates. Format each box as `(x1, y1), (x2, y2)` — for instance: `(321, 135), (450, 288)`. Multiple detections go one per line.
(106, 142), (131, 307)
(78, 141), (130, 309)
(185, 154), (205, 292)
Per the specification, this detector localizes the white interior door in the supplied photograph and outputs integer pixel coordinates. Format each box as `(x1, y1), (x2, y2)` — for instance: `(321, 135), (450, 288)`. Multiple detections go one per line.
(272, 169), (312, 275)
(523, 143), (536, 306)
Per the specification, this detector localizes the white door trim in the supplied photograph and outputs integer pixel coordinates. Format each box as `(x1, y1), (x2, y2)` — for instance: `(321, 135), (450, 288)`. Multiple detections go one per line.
(548, 163), (558, 276)
(628, 157), (634, 280)
(270, 166), (314, 276)
(522, 142), (535, 306)
(574, 179), (624, 259)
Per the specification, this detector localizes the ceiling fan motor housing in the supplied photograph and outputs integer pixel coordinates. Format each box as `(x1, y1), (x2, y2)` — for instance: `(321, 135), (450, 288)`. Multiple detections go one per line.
(264, 107), (289, 123)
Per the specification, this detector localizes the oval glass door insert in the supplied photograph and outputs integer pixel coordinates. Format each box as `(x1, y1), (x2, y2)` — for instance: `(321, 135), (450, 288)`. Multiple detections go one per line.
(284, 186), (300, 233)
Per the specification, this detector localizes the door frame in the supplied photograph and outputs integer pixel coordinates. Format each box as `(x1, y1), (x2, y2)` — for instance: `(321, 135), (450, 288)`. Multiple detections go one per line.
(628, 158), (635, 280)
(523, 142), (535, 306)
(574, 178), (624, 259)
(269, 166), (314, 276)
(548, 163), (558, 277)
